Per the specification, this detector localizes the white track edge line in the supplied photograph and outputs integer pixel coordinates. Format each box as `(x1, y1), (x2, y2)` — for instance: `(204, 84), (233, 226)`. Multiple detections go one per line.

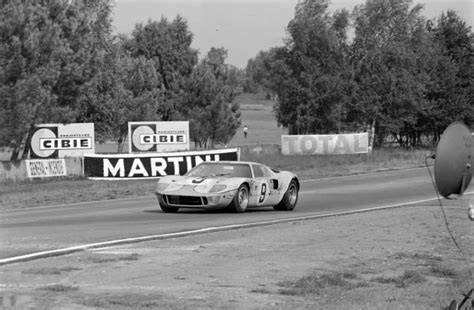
(0, 195), (453, 266)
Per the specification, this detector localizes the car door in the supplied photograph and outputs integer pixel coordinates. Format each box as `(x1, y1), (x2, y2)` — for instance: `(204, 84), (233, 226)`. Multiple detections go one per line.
(251, 164), (280, 206)
(260, 165), (283, 205)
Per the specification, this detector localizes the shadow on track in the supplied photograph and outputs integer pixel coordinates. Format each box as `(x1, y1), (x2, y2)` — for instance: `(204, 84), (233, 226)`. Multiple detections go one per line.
(143, 207), (276, 214)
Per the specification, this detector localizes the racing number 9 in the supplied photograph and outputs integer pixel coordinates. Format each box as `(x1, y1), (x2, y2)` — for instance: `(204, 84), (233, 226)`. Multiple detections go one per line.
(259, 183), (267, 203)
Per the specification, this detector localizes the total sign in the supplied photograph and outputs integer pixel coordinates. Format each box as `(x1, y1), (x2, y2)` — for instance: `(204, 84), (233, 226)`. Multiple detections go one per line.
(281, 133), (369, 155)
(128, 121), (190, 153)
(30, 123), (95, 158)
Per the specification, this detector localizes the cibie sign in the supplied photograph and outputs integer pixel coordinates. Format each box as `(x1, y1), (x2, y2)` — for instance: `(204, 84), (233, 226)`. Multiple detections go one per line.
(281, 133), (369, 155)
(128, 121), (190, 153)
(30, 123), (95, 158)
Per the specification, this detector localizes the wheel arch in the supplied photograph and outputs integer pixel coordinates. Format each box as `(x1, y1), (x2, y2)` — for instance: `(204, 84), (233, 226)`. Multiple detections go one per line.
(241, 181), (250, 190)
(291, 177), (300, 190)
(279, 172), (299, 192)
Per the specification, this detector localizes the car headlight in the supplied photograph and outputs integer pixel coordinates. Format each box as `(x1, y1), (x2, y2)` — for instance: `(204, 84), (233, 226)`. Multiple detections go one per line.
(156, 183), (170, 192)
(209, 184), (227, 193)
(193, 185), (209, 193)
(193, 184), (228, 193)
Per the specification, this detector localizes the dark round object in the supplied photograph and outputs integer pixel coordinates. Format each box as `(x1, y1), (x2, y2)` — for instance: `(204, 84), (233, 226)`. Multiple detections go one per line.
(158, 197), (180, 213)
(231, 184), (249, 213)
(434, 122), (473, 198)
(274, 179), (299, 211)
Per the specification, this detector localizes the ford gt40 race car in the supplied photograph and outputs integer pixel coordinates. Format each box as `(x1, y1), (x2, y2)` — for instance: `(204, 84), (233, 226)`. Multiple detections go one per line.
(155, 161), (299, 213)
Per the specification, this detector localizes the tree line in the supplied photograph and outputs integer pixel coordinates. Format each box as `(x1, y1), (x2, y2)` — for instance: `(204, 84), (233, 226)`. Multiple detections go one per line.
(245, 0), (473, 147)
(0, 0), (244, 160)
(1, 0), (472, 161)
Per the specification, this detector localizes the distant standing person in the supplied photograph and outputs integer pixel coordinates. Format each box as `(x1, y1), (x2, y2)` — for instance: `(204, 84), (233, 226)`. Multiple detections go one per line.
(243, 125), (248, 138)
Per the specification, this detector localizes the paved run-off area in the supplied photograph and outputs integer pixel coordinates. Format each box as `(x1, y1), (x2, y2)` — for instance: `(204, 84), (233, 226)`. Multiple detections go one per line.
(0, 202), (472, 309)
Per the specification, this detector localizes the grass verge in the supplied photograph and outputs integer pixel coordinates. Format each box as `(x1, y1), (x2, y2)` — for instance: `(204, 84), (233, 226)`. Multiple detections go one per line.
(277, 271), (368, 295)
(22, 267), (82, 275)
(37, 284), (79, 293)
(78, 293), (179, 309)
(372, 270), (427, 288)
(83, 253), (140, 264)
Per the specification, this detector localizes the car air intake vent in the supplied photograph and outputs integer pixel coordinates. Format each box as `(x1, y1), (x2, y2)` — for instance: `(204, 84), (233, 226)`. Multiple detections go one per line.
(166, 195), (206, 206)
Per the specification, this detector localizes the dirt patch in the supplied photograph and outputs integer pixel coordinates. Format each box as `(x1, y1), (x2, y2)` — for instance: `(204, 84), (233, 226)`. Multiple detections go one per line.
(0, 204), (472, 309)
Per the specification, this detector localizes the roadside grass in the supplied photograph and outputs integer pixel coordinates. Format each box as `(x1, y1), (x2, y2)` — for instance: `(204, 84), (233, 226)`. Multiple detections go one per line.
(22, 267), (81, 275)
(84, 253), (140, 264)
(272, 241), (470, 303)
(0, 147), (431, 210)
(389, 252), (463, 279)
(37, 284), (79, 292)
(372, 270), (426, 288)
(390, 252), (443, 262)
(249, 287), (273, 294)
(241, 147), (430, 179)
(428, 264), (461, 278)
(277, 271), (369, 296)
(78, 293), (180, 309)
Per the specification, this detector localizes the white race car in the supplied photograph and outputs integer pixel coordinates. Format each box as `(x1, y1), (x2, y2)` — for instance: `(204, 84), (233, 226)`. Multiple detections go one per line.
(155, 161), (299, 213)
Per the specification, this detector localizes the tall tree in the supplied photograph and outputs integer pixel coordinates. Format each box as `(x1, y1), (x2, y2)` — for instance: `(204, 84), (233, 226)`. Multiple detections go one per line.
(272, 0), (351, 134)
(203, 47), (244, 102)
(350, 0), (430, 146)
(424, 10), (474, 136)
(245, 48), (282, 96)
(180, 48), (241, 148)
(126, 16), (198, 121)
(79, 37), (164, 152)
(0, 0), (115, 159)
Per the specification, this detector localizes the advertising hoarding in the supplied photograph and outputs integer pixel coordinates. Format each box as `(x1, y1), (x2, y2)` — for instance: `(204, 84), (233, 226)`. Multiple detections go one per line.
(281, 133), (369, 155)
(128, 121), (190, 153)
(25, 159), (67, 178)
(29, 123), (95, 158)
(84, 148), (240, 179)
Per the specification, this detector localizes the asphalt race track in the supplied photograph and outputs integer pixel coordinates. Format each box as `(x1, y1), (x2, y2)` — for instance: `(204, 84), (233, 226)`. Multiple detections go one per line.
(1, 168), (471, 261)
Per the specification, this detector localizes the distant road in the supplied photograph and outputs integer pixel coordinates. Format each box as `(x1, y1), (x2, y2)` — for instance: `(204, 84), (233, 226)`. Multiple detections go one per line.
(1, 168), (469, 260)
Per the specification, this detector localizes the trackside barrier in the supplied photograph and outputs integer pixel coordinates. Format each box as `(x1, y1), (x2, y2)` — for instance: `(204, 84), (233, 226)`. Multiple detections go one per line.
(1, 144), (281, 183)
(281, 133), (369, 155)
(0, 158), (83, 183)
(83, 148), (240, 180)
(240, 144), (280, 157)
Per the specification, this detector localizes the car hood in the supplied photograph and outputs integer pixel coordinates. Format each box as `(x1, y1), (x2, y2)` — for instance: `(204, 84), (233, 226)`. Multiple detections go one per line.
(157, 175), (245, 193)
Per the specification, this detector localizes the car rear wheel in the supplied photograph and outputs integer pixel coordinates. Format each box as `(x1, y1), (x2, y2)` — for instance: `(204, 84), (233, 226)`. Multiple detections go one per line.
(158, 197), (179, 213)
(231, 184), (249, 213)
(274, 179), (298, 211)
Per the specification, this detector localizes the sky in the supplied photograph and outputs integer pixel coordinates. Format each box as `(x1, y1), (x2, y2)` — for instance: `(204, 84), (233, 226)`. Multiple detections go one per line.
(112, 0), (474, 68)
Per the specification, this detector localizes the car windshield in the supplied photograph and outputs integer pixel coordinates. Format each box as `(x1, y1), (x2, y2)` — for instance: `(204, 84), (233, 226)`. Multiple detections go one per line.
(186, 162), (252, 178)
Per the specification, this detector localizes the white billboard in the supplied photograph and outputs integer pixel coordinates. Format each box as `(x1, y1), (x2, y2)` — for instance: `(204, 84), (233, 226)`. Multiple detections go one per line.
(281, 133), (369, 155)
(30, 123), (95, 158)
(26, 159), (67, 178)
(128, 121), (190, 153)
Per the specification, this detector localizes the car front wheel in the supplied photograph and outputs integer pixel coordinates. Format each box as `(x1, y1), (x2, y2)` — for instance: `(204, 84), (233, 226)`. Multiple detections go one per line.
(231, 184), (249, 213)
(158, 196), (179, 213)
